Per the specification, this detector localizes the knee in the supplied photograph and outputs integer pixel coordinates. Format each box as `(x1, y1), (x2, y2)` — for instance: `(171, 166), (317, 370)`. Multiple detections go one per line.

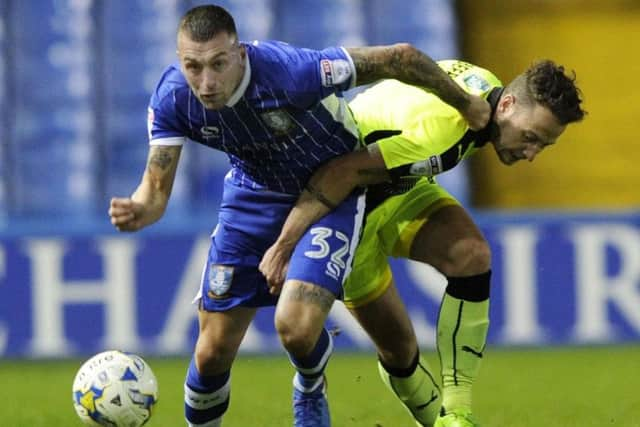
(194, 334), (235, 376)
(448, 237), (491, 276)
(274, 315), (318, 357)
(467, 238), (492, 271)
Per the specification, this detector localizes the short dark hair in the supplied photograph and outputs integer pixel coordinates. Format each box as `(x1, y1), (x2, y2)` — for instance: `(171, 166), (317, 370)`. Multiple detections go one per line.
(509, 60), (586, 125)
(178, 5), (237, 42)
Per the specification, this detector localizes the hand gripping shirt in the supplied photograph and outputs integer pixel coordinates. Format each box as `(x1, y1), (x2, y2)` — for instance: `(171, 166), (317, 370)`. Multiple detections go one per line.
(147, 40), (359, 195)
(349, 60), (503, 203)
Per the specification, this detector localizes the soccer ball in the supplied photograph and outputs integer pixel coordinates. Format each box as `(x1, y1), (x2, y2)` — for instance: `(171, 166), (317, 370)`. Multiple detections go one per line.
(72, 350), (159, 427)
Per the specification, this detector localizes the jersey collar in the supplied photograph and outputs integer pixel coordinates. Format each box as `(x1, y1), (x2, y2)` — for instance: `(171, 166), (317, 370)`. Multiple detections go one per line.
(474, 87), (504, 147)
(225, 53), (252, 107)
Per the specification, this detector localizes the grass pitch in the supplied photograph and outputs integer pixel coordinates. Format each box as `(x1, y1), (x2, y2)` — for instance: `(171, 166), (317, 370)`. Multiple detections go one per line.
(0, 345), (638, 426)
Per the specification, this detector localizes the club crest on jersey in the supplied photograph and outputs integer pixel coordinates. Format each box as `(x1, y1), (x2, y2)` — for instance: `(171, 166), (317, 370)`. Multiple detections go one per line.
(207, 265), (233, 299)
(261, 110), (294, 135)
(463, 74), (490, 92)
(320, 59), (352, 87)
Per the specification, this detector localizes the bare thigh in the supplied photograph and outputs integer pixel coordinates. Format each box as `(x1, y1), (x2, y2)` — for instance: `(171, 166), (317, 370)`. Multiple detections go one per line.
(410, 205), (490, 276)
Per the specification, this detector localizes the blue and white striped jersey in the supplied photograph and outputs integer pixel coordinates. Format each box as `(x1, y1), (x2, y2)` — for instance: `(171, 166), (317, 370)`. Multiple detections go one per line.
(147, 40), (360, 195)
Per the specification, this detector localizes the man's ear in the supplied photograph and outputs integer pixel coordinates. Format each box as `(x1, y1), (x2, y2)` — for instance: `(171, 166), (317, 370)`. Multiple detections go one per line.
(498, 93), (515, 114)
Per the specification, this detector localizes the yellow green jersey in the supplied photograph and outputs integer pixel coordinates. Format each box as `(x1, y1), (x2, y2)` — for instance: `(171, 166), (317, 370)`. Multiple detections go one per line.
(342, 61), (503, 307)
(350, 60), (502, 182)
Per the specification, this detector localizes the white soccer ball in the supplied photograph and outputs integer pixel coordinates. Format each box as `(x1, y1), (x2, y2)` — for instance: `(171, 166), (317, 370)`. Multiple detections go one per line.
(72, 350), (159, 427)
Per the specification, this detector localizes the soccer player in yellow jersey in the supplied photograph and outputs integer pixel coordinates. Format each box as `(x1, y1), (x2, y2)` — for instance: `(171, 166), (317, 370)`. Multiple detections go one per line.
(260, 59), (585, 426)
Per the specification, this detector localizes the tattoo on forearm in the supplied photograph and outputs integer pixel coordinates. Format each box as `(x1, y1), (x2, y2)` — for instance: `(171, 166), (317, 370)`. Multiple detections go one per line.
(148, 148), (173, 171)
(305, 183), (338, 210)
(349, 45), (468, 110)
(285, 282), (334, 312)
(351, 46), (400, 84)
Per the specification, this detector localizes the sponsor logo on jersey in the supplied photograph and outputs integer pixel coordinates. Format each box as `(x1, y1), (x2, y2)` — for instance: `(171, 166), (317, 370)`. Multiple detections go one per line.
(320, 59), (352, 87)
(463, 74), (490, 92)
(201, 126), (220, 139)
(260, 110), (294, 135)
(409, 155), (443, 176)
(207, 265), (233, 299)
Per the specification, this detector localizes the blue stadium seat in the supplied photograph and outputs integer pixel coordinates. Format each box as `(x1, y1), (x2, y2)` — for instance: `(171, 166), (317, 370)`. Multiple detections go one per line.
(188, 0), (274, 42)
(367, 0), (458, 59)
(10, 0), (98, 217)
(2, 0), (465, 222)
(0, 5), (8, 218)
(274, 0), (365, 49)
(99, 1), (185, 210)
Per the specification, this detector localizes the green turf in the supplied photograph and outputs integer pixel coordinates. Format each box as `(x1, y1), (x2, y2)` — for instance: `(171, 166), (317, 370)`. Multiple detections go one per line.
(1, 346), (639, 426)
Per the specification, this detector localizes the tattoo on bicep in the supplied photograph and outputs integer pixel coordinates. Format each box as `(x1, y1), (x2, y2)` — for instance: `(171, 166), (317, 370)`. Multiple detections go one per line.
(351, 46), (404, 84)
(350, 46), (466, 108)
(284, 282), (334, 312)
(352, 53), (376, 83)
(147, 148), (173, 171)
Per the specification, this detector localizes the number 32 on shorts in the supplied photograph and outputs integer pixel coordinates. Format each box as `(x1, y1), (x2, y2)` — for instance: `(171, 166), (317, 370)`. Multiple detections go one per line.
(304, 226), (350, 280)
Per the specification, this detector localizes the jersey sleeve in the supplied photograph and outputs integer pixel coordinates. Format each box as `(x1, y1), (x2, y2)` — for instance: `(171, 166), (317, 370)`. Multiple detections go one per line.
(377, 111), (467, 169)
(257, 41), (356, 106)
(439, 60), (503, 96)
(316, 46), (356, 92)
(352, 61), (501, 177)
(147, 77), (186, 146)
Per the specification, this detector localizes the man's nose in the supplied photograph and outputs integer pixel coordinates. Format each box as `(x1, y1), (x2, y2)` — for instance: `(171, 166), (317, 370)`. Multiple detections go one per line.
(523, 145), (541, 162)
(201, 69), (218, 92)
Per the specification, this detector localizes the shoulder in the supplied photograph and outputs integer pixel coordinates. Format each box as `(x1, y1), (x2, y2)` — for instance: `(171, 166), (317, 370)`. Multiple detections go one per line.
(150, 63), (190, 108)
(243, 41), (294, 89)
(354, 79), (461, 122)
(244, 40), (304, 77)
(245, 40), (322, 91)
(437, 60), (503, 95)
(246, 40), (314, 63)
(376, 81), (468, 138)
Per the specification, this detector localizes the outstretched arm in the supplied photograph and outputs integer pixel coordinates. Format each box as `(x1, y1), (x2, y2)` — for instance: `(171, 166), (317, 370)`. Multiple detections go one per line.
(346, 44), (490, 130)
(109, 145), (181, 232)
(259, 144), (388, 292)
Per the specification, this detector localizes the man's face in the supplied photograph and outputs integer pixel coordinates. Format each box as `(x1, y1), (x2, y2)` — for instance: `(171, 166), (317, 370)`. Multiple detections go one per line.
(177, 31), (245, 110)
(491, 94), (566, 165)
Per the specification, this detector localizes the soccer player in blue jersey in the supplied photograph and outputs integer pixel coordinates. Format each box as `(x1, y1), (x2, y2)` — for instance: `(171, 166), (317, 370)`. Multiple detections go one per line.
(260, 60), (585, 426)
(108, 5), (491, 427)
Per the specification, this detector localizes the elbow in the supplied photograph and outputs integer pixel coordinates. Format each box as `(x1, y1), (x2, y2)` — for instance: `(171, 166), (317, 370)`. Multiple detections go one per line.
(389, 42), (419, 62)
(328, 157), (363, 190)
